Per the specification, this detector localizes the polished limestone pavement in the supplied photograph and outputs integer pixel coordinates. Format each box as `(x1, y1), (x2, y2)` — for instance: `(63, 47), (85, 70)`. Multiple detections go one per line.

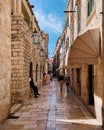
(0, 79), (103, 130)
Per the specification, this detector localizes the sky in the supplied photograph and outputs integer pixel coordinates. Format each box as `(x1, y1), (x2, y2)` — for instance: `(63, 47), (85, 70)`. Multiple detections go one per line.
(30, 0), (68, 57)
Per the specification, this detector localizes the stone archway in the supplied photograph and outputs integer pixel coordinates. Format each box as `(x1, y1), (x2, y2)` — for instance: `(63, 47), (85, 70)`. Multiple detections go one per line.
(36, 64), (38, 82)
(29, 62), (33, 77)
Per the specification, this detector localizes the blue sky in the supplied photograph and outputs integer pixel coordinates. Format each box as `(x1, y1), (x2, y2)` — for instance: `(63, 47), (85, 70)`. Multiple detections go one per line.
(30, 0), (67, 57)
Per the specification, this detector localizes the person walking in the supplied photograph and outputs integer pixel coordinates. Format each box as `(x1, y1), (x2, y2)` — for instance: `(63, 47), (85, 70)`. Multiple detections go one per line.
(65, 76), (70, 92)
(58, 74), (64, 91)
(29, 76), (40, 98)
(43, 73), (47, 85)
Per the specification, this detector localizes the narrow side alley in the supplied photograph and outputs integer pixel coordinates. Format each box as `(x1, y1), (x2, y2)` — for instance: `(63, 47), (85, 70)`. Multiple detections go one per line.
(0, 79), (103, 130)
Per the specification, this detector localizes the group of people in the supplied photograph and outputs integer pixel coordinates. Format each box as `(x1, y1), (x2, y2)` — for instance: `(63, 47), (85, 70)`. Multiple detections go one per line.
(58, 74), (70, 92)
(29, 73), (70, 98)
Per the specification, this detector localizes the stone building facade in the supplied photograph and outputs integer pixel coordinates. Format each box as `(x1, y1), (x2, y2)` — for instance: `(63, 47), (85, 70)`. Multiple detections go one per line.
(11, 14), (34, 103)
(53, 36), (62, 77)
(11, 0), (48, 103)
(65, 0), (104, 126)
(0, 0), (48, 124)
(40, 31), (49, 75)
(0, 0), (11, 123)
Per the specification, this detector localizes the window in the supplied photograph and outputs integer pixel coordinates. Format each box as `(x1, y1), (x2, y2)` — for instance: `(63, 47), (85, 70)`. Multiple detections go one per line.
(66, 38), (69, 52)
(76, 69), (80, 83)
(61, 35), (65, 48)
(29, 62), (33, 77)
(87, 0), (94, 17)
(71, 23), (74, 43)
(66, 16), (69, 26)
(70, 0), (74, 10)
(77, 4), (81, 34)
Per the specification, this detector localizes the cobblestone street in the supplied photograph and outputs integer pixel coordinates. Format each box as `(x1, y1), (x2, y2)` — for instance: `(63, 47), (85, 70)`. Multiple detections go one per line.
(0, 79), (103, 130)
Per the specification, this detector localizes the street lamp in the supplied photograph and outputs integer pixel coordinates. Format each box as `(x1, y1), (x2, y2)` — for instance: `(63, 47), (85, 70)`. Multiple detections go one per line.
(32, 29), (40, 44)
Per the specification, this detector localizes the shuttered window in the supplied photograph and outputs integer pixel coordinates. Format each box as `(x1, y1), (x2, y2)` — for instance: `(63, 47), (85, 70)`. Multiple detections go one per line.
(72, 24), (74, 43)
(77, 4), (81, 34)
(66, 38), (69, 52)
(87, 0), (94, 17)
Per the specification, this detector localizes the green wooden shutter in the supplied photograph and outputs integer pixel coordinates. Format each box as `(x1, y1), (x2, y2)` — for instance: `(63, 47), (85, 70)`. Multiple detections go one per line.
(87, 0), (94, 17)
(77, 4), (81, 34)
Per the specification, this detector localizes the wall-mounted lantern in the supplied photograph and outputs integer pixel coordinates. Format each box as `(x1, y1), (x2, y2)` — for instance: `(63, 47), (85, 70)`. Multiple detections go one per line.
(32, 29), (40, 44)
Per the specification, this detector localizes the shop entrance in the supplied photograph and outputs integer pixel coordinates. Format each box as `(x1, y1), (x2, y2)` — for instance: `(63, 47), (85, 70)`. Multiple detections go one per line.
(76, 68), (81, 96)
(88, 65), (94, 105)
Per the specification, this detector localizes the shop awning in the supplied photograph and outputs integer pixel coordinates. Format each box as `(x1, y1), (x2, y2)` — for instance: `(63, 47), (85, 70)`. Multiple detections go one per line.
(68, 28), (100, 65)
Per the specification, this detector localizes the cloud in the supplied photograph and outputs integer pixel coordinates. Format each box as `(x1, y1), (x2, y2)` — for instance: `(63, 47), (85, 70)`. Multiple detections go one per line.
(34, 9), (63, 34)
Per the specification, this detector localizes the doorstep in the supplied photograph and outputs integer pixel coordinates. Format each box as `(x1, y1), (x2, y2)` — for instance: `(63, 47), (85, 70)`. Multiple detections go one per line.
(10, 104), (22, 114)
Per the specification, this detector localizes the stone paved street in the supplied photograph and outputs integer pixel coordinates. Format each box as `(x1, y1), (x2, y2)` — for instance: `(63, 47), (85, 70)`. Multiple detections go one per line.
(0, 79), (103, 130)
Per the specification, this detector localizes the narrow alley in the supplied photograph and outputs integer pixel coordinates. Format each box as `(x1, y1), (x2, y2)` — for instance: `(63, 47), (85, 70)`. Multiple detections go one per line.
(0, 79), (103, 130)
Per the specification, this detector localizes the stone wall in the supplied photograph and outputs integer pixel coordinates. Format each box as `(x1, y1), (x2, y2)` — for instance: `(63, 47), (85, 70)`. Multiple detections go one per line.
(11, 15), (44, 103)
(0, 0), (11, 123)
(11, 15), (33, 103)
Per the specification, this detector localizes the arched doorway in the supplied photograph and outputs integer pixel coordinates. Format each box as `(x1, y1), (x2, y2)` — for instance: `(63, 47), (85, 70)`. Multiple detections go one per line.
(29, 62), (33, 77)
(36, 64), (38, 82)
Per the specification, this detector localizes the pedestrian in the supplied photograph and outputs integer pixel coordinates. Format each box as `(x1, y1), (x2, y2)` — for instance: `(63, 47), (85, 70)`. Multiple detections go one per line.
(58, 74), (64, 91)
(43, 73), (47, 85)
(65, 76), (70, 92)
(29, 75), (40, 98)
(50, 73), (53, 81)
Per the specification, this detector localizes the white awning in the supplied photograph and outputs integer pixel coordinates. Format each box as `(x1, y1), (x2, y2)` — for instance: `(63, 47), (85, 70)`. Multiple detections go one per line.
(68, 28), (100, 65)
